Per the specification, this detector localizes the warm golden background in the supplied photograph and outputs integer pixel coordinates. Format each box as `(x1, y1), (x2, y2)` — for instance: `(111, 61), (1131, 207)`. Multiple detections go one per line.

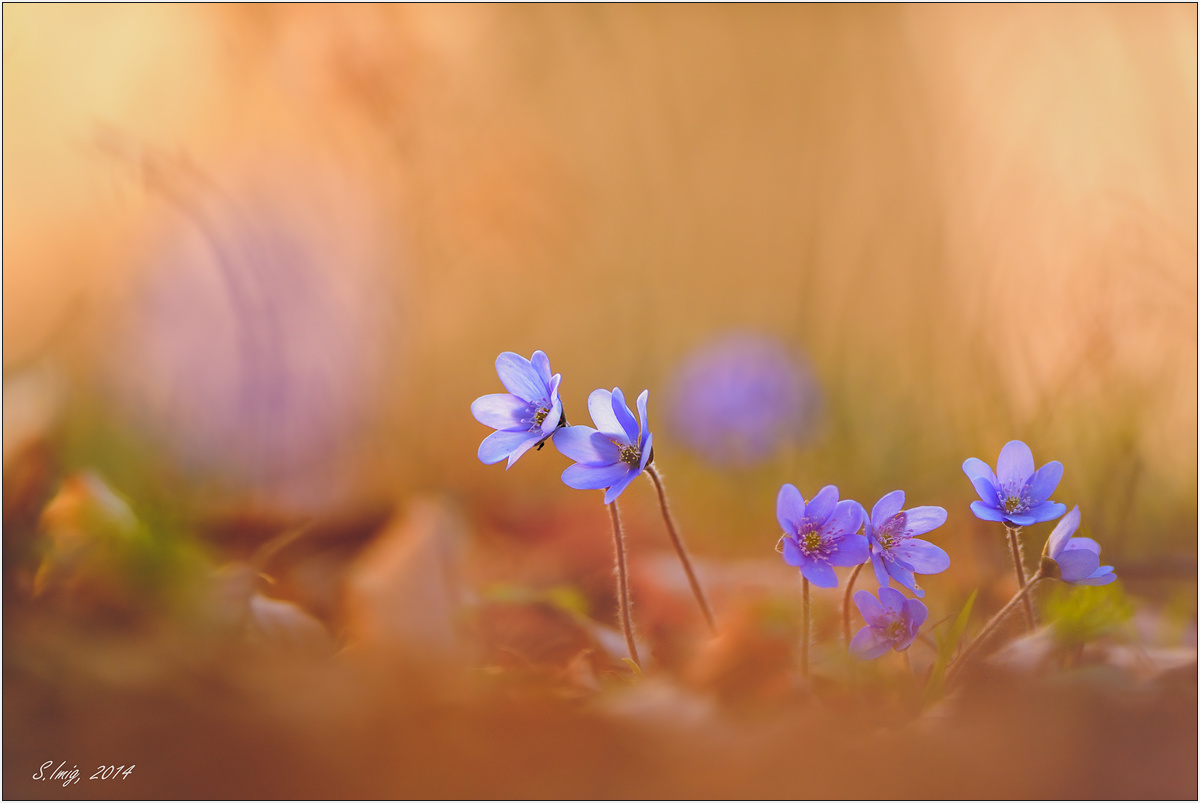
(4, 4), (1196, 799)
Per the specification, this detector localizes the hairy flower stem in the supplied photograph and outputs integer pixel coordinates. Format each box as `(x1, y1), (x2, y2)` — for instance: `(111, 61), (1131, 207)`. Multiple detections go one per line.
(1005, 525), (1035, 630)
(842, 562), (866, 647)
(607, 502), (641, 670)
(645, 465), (718, 636)
(800, 577), (811, 680)
(946, 571), (1047, 685)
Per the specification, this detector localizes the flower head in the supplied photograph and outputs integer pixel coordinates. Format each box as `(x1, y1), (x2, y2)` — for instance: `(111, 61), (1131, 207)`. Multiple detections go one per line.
(1044, 505), (1116, 586)
(471, 350), (564, 468)
(776, 484), (867, 588)
(849, 587), (928, 659)
(865, 490), (950, 598)
(962, 440), (1067, 527)
(554, 388), (652, 505)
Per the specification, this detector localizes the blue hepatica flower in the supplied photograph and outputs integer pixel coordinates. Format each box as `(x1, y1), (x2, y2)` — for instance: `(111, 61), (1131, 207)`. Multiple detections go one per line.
(962, 440), (1067, 527)
(865, 490), (950, 599)
(776, 484), (867, 588)
(1045, 505), (1116, 586)
(849, 587), (928, 659)
(471, 350), (564, 468)
(554, 388), (652, 505)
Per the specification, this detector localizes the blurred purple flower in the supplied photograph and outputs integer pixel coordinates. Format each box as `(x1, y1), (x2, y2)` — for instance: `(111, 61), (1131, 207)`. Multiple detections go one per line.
(666, 333), (820, 467)
(963, 440), (1067, 527)
(849, 587), (928, 659)
(471, 351), (564, 468)
(554, 388), (651, 505)
(1045, 506), (1116, 586)
(865, 490), (950, 599)
(776, 484), (867, 588)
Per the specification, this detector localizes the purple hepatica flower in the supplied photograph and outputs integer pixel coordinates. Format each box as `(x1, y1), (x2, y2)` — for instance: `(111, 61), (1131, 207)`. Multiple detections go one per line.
(554, 388), (652, 505)
(849, 587), (928, 659)
(776, 484), (867, 588)
(471, 351), (564, 468)
(962, 440), (1067, 527)
(865, 490), (950, 599)
(1045, 506), (1116, 586)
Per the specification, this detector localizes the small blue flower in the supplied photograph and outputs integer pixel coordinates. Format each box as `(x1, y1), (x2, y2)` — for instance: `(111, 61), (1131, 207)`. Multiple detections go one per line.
(554, 388), (652, 505)
(776, 484), (867, 588)
(1045, 505), (1116, 586)
(962, 440), (1067, 527)
(471, 350), (564, 468)
(865, 490), (950, 599)
(849, 587), (928, 659)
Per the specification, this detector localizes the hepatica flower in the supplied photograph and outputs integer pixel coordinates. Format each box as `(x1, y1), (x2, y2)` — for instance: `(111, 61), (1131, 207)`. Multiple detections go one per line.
(849, 587), (928, 659)
(865, 490), (950, 598)
(554, 388), (652, 505)
(963, 440), (1067, 527)
(471, 351), (563, 468)
(1045, 506), (1116, 586)
(776, 484), (867, 588)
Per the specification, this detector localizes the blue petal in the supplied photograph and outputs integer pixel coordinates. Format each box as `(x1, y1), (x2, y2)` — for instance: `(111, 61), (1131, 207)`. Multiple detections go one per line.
(849, 626), (892, 659)
(963, 458), (1000, 506)
(892, 539), (950, 575)
(901, 506), (947, 537)
(970, 501), (1007, 523)
(541, 394), (563, 436)
(996, 440), (1035, 487)
(853, 589), (885, 623)
(801, 561), (838, 588)
(530, 350), (553, 388)
(877, 586), (908, 614)
(478, 429), (540, 466)
(828, 534), (869, 567)
(1046, 505), (1081, 558)
(638, 432), (653, 470)
(903, 598), (929, 631)
(1066, 536), (1101, 556)
(871, 491), (905, 530)
(870, 552), (890, 588)
(610, 388), (640, 445)
(603, 467), (641, 505)
(1024, 460), (1063, 506)
(1056, 548), (1101, 583)
(805, 485), (839, 526)
(887, 562), (918, 596)
(553, 426), (621, 465)
(1027, 501), (1067, 525)
(781, 536), (805, 568)
(1005, 512), (1036, 527)
(562, 462), (628, 491)
(636, 390), (650, 451)
(471, 393), (530, 431)
(827, 499), (865, 537)
(495, 352), (546, 403)
(587, 389), (627, 441)
(1076, 567), (1116, 586)
(776, 484), (806, 535)
(506, 435), (543, 468)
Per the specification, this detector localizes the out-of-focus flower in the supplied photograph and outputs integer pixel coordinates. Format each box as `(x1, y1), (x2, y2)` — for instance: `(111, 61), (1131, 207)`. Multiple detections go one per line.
(1044, 506), (1116, 586)
(776, 484), (866, 588)
(554, 388), (651, 505)
(962, 440), (1067, 527)
(865, 490), (950, 598)
(849, 587), (928, 659)
(471, 351), (564, 468)
(666, 332), (820, 467)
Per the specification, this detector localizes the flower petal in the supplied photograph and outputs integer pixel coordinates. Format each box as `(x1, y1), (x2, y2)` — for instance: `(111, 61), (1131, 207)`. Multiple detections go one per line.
(636, 390), (650, 450)
(610, 387), (640, 445)
(1056, 547), (1101, 583)
(1027, 501), (1067, 525)
(1005, 512), (1037, 527)
(870, 552), (890, 588)
(901, 506), (948, 537)
(827, 500), (866, 537)
(963, 458), (1000, 506)
(561, 462), (629, 491)
(506, 435), (543, 468)
(638, 432), (653, 470)
(471, 393), (530, 431)
(776, 484), (806, 535)
(541, 394), (563, 436)
(805, 485), (839, 526)
(530, 350), (553, 388)
(800, 561), (838, 588)
(587, 389), (627, 441)
(1046, 506), (1082, 558)
(603, 467), (641, 505)
(849, 626), (892, 659)
(1024, 460), (1063, 506)
(495, 352), (546, 403)
(887, 562), (918, 596)
(1065, 536), (1101, 556)
(891, 539), (950, 575)
(553, 426), (621, 465)
(903, 597), (929, 630)
(877, 586), (907, 614)
(1077, 567), (1116, 586)
(478, 429), (540, 466)
(781, 536), (806, 568)
(969, 501), (1007, 523)
(854, 590), (885, 623)
(828, 534), (869, 567)
(871, 491), (905, 530)
(996, 440), (1035, 487)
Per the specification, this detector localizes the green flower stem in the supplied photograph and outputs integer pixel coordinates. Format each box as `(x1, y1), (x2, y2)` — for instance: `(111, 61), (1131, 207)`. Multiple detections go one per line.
(645, 465), (718, 636)
(609, 501), (641, 670)
(800, 576), (811, 680)
(946, 570), (1047, 685)
(1005, 525), (1035, 630)
(842, 562), (866, 648)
